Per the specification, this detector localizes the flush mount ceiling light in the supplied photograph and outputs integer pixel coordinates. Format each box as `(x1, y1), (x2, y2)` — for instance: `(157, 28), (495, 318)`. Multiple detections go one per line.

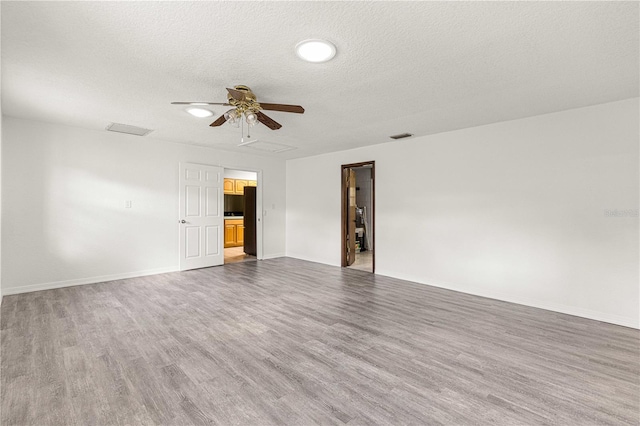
(186, 107), (214, 118)
(295, 39), (336, 63)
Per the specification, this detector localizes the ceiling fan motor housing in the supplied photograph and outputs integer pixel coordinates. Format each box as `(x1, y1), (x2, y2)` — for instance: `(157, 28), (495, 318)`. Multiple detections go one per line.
(228, 85), (260, 114)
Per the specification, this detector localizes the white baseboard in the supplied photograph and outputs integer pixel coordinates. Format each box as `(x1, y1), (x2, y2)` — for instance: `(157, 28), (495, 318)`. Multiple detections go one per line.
(375, 268), (639, 329)
(2, 257), (286, 296)
(4, 260), (636, 329)
(2, 267), (179, 296)
(285, 253), (341, 267)
(261, 253), (286, 260)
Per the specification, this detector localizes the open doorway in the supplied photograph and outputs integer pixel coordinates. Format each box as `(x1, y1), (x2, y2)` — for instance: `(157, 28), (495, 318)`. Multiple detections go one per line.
(223, 169), (258, 265)
(341, 161), (375, 272)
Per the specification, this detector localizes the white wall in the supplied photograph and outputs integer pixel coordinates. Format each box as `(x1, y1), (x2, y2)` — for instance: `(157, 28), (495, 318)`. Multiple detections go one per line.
(224, 169), (257, 180)
(287, 98), (639, 328)
(0, 4), (3, 305)
(2, 117), (286, 294)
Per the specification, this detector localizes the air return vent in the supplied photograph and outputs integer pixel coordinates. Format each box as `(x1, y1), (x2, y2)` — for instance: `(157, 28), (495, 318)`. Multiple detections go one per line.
(238, 140), (296, 153)
(390, 133), (414, 140)
(106, 123), (153, 136)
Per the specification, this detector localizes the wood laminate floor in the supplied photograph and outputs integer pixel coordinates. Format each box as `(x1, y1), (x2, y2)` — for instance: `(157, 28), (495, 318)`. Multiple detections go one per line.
(224, 247), (256, 265)
(1, 258), (638, 425)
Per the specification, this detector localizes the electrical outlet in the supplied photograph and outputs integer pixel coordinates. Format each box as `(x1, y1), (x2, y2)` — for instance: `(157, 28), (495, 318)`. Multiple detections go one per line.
(125, 200), (132, 208)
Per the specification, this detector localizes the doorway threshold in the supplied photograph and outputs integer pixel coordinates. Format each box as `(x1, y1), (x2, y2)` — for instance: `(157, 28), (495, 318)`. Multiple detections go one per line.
(224, 247), (257, 264)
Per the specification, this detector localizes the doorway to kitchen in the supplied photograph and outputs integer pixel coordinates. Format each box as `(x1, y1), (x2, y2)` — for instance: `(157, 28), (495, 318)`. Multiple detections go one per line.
(341, 161), (375, 273)
(223, 169), (259, 265)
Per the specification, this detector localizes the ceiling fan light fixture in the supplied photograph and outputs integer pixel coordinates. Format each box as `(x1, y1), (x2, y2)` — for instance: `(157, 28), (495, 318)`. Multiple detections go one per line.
(245, 111), (258, 126)
(186, 107), (214, 118)
(224, 109), (238, 122)
(295, 39), (336, 63)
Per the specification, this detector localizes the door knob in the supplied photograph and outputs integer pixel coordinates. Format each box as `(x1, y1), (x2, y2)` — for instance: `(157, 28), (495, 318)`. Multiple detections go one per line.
(180, 220), (186, 223)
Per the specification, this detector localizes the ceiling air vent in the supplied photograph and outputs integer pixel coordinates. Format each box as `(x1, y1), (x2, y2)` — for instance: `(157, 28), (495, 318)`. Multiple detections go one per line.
(238, 140), (296, 153)
(106, 123), (153, 136)
(390, 133), (414, 140)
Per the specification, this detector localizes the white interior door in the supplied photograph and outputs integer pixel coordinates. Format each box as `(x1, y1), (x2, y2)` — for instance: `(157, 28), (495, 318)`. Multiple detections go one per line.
(179, 163), (224, 270)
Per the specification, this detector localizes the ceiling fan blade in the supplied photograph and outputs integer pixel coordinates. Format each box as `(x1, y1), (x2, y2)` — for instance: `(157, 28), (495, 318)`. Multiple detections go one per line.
(171, 102), (231, 105)
(259, 103), (305, 114)
(209, 115), (228, 127)
(256, 111), (282, 130)
(226, 88), (246, 101)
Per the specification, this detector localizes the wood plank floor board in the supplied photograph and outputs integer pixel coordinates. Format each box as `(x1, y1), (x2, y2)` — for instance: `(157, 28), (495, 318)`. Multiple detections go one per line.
(1, 258), (638, 425)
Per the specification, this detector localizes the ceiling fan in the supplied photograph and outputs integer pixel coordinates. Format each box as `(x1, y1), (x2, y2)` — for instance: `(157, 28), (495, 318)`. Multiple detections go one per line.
(172, 85), (305, 130)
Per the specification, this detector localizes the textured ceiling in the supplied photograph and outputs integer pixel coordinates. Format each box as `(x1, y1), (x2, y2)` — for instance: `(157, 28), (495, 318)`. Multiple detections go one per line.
(2, 1), (638, 159)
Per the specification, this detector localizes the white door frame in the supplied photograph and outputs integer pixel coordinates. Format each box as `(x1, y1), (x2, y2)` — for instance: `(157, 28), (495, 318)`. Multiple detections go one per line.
(222, 166), (264, 260)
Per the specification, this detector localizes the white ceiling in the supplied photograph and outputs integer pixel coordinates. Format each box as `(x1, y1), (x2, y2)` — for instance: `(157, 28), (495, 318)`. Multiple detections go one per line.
(2, 1), (638, 159)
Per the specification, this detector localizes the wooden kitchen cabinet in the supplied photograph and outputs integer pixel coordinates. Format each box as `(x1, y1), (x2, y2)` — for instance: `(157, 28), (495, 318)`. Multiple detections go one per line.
(224, 224), (236, 247)
(236, 224), (245, 245)
(223, 178), (235, 194)
(224, 219), (244, 248)
(234, 180), (248, 194)
(224, 178), (256, 195)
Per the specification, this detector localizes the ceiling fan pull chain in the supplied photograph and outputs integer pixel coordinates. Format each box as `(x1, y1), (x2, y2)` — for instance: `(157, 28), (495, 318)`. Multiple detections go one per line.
(241, 116), (244, 143)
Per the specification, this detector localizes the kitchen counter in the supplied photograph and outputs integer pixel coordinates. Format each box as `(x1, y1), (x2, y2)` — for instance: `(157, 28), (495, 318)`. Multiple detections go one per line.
(224, 216), (243, 219)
